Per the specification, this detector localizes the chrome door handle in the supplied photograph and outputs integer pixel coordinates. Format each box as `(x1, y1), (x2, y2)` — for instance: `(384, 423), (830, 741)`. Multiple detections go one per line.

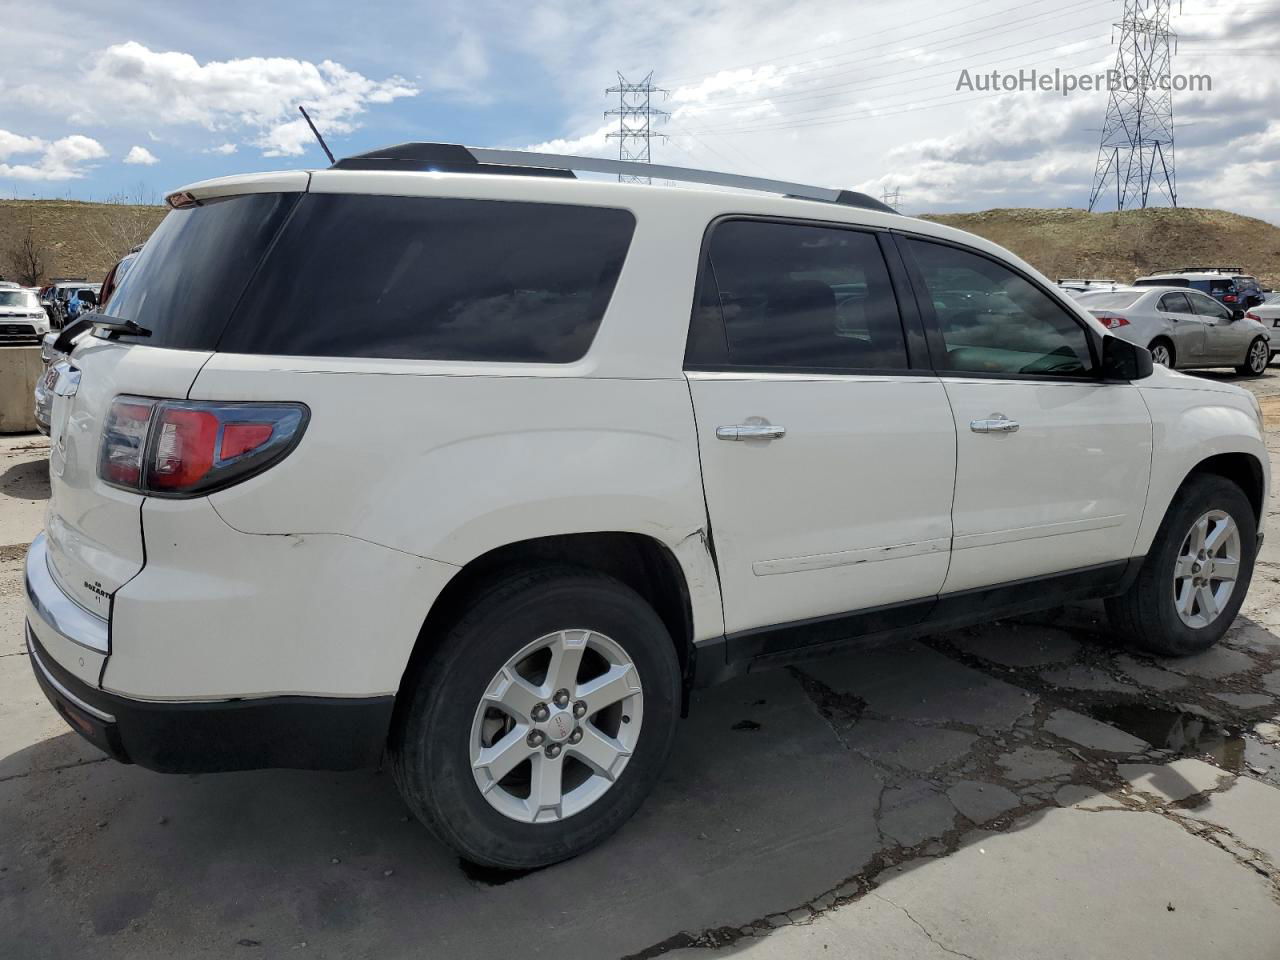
(970, 414), (1019, 434)
(716, 420), (786, 441)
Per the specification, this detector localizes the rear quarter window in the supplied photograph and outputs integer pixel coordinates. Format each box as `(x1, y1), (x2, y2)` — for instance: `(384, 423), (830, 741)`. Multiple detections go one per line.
(218, 195), (636, 363)
(106, 193), (300, 350)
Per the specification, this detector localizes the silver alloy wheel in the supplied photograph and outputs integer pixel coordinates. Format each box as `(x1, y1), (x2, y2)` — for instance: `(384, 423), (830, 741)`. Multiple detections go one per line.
(470, 629), (644, 824)
(1172, 509), (1241, 629)
(1248, 339), (1269, 374)
(1151, 343), (1172, 367)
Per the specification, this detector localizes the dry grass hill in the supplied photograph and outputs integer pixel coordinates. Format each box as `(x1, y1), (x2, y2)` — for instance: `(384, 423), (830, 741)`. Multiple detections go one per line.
(1, 197), (1278, 290)
(922, 207), (1280, 289)
(0, 199), (166, 284)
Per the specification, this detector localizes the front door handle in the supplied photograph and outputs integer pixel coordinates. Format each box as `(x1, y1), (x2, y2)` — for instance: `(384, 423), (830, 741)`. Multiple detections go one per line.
(717, 419), (786, 441)
(970, 414), (1019, 434)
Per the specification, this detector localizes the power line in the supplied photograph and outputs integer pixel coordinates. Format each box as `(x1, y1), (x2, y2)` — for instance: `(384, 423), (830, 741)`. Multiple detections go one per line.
(666, 0), (1108, 92)
(674, 19), (1111, 116)
(1088, 0), (1179, 211)
(605, 72), (669, 184)
(664, 0), (1052, 86)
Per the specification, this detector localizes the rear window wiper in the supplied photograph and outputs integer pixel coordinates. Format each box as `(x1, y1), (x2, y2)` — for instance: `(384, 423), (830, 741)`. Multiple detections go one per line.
(90, 315), (153, 341)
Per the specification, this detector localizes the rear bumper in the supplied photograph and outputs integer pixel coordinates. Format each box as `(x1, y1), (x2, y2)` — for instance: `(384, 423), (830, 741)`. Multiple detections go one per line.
(24, 532), (394, 773)
(26, 624), (393, 772)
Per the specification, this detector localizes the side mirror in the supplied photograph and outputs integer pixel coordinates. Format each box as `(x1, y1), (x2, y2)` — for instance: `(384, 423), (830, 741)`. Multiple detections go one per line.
(1231, 308), (1245, 321)
(1102, 335), (1154, 381)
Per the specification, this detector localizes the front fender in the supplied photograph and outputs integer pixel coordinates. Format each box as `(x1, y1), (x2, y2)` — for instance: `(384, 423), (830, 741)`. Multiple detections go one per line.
(1134, 386), (1269, 555)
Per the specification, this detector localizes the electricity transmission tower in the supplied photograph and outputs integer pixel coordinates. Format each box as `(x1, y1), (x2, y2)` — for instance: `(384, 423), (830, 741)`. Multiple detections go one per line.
(1087, 1), (1179, 211)
(880, 187), (903, 212)
(605, 72), (669, 183)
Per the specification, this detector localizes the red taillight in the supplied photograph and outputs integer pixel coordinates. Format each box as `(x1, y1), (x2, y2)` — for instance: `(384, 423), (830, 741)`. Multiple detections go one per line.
(99, 397), (308, 497)
(99, 399), (156, 487)
(1246, 311), (1262, 322)
(221, 423), (275, 460)
(150, 409), (219, 490)
(1223, 294), (1238, 303)
(1094, 313), (1130, 329)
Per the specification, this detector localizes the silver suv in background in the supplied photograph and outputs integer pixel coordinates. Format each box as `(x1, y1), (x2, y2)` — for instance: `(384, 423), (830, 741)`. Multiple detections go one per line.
(1077, 285), (1271, 375)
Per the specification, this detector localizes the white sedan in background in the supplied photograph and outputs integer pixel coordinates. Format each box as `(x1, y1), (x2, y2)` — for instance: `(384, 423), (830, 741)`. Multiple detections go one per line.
(1076, 285), (1272, 376)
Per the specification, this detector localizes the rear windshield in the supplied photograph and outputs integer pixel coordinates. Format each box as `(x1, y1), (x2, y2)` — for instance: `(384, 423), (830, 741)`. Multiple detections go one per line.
(1078, 291), (1142, 309)
(218, 194), (636, 363)
(107, 193), (300, 349)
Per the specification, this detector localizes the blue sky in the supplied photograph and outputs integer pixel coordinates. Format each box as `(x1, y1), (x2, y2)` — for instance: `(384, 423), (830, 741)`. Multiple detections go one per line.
(3, 0), (1277, 221)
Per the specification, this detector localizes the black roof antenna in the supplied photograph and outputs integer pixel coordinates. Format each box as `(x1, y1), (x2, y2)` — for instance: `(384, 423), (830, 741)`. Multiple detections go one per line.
(298, 106), (335, 165)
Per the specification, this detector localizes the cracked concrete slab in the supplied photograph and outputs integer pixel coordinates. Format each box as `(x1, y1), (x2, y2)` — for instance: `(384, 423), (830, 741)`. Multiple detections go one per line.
(1114, 654), (1190, 690)
(843, 719), (979, 774)
(879, 781), (959, 848)
(1182, 775), (1280, 866)
(996, 745), (1074, 781)
(802, 641), (1034, 730)
(1043, 708), (1150, 754)
(946, 625), (1081, 669)
(1119, 759), (1229, 803)
(1038, 664), (1138, 693)
(946, 781), (1021, 825)
(1159, 645), (1258, 680)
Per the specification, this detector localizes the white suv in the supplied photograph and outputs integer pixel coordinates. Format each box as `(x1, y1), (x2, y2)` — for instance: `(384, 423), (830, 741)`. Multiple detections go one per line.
(26, 144), (1268, 869)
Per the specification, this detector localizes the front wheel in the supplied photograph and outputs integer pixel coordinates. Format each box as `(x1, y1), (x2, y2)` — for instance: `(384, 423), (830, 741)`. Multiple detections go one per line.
(390, 567), (681, 869)
(1106, 474), (1256, 656)
(1236, 337), (1270, 377)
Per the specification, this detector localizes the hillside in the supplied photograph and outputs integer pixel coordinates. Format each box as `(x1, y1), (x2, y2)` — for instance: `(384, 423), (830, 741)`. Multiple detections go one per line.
(921, 207), (1280, 288)
(2, 198), (1278, 290)
(0, 199), (166, 284)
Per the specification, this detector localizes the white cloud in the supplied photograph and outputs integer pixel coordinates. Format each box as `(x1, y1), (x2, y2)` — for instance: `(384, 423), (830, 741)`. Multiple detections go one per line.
(64, 41), (417, 157)
(207, 142), (238, 155)
(123, 144), (158, 165)
(0, 129), (106, 180)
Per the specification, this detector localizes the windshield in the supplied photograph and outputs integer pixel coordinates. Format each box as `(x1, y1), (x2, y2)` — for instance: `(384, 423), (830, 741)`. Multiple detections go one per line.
(0, 290), (38, 309)
(1078, 291), (1143, 309)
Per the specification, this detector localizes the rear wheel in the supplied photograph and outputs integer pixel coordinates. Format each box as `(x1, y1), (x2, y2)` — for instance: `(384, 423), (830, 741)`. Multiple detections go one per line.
(1236, 337), (1269, 377)
(1106, 474), (1256, 656)
(390, 567), (681, 869)
(1149, 339), (1174, 368)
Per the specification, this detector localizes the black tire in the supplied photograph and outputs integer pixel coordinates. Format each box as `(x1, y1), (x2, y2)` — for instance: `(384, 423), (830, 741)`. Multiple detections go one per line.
(1148, 338), (1175, 369)
(1106, 474), (1257, 656)
(1235, 337), (1269, 377)
(390, 566), (681, 869)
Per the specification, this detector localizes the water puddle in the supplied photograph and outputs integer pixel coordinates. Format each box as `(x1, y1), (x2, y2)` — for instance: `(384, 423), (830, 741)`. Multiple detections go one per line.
(1087, 703), (1246, 772)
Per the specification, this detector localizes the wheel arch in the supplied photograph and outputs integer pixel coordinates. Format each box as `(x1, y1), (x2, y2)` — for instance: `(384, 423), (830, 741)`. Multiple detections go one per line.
(1187, 451), (1266, 524)
(394, 531), (706, 709)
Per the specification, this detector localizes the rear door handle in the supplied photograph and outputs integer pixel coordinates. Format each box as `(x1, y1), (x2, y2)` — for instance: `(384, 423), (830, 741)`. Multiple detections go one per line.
(717, 419), (786, 441)
(970, 414), (1019, 434)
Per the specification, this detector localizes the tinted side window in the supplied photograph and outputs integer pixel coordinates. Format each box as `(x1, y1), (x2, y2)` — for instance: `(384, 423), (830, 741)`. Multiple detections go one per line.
(1159, 292), (1192, 313)
(220, 195), (635, 362)
(904, 238), (1094, 377)
(695, 220), (907, 370)
(107, 193), (300, 349)
(1189, 292), (1231, 319)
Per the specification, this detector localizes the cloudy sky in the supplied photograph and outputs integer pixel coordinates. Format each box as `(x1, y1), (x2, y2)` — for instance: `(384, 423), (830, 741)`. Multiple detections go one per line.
(2, 0), (1276, 221)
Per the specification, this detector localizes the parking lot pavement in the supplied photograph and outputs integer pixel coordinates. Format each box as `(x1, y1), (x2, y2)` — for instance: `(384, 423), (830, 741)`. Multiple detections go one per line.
(5, 369), (1280, 959)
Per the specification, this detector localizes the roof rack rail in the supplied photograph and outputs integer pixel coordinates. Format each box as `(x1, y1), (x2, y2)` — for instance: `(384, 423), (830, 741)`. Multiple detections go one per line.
(1177, 265), (1246, 274)
(331, 142), (898, 215)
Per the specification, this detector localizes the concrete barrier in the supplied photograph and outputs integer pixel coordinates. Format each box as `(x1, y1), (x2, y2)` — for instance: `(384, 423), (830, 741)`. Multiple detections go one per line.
(0, 346), (43, 434)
